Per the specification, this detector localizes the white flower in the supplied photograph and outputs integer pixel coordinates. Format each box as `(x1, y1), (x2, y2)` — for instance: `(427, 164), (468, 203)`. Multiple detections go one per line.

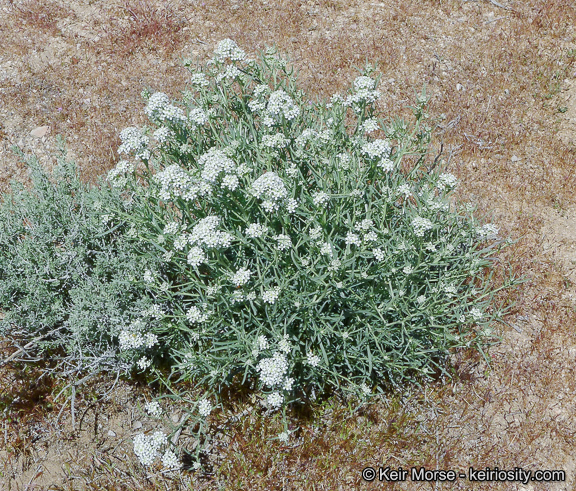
(246, 223), (268, 238)
(425, 242), (437, 252)
(163, 250), (174, 262)
(153, 164), (199, 202)
(378, 158), (394, 172)
(373, 248), (385, 262)
(345, 232), (362, 247)
(258, 335), (269, 351)
(134, 432), (166, 467)
(153, 127), (173, 144)
(262, 286), (281, 304)
(267, 391), (284, 409)
(262, 133), (290, 148)
(312, 191), (330, 206)
(214, 38), (246, 62)
(285, 197), (298, 214)
(145, 92), (187, 125)
(137, 356), (152, 370)
(164, 222), (180, 235)
(470, 307), (483, 320)
(335, 282), (343, 289)
(309, 225), (323, 240)
(250, 172), (288, 202)
(198, 398), (212, 417)
(145, 401), (162, 417)
(278, 431), (290, 443)
(191, 73), (210, 87)
(187, 246), (206, 267)
(397, 183), (412, 198)
(278, 335), (291, 354)
(417, 295), (427, 305)
(437, 173), (458, 191)
(162, 450), (181, 470)
(189, 108), (208, 126)
(320, 242), (333, 257)
(363, 231), (378, 242)
(403, 265), (414, 275)
(186, 304), (211, 324)
(199, 148), (236, 184)
(355, 219), (374, 231)
(476, 223), (499, 240)
(265, 89), (300, 122)
(221, 174), (240, 191)
(328, 259), (341, 271)
(257, 352), (288, 387)
(412, 216), (433, 237)
(107, 160), (135, 186)
(216, 64), (242, 83)
(360, 117), (379, 134)
(283, 377), (294, 391)
(275, 234), (292, 251)
(143, 270), (155, 284)
(353, 76), (376, 91)
(307, 352), (320, 367)
(118, 127), (150, 159)
(361, 139), (391, 159)
(230, 267), (252, 287)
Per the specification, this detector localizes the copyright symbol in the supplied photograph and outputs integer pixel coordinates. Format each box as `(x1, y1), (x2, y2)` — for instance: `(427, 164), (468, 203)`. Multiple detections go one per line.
(362, 467), (376, 482)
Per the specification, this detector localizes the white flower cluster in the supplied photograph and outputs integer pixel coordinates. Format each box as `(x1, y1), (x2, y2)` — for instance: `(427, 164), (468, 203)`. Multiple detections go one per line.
(361, 139), (391, 159)
(470, 307), (483, 321)
(189, 216), (233, 249)
(344, 76), (381, 108)
(257, 351), (289, 387)
(250, 171), (291, 213)
(189, 108), (208, 126)
(118, 320), (158, 351)
(360, 117), (379, 134)
(267, 392), (284, 409)
(262, 286), (281, 304)
(345, 231), (362, 247)
(213, 38), (246, 62)
(197, 398), (212, 417)
(397, 183), (412, 198)
(248, 84), (270, 112)
(133, 431), (169, 467)
(145, 401), (162, 417)
(274, 234), (292, 251)
(278, 334), (292, 354)
(199, 147), (237, 183)
(412, 216), (434, 237)
(153, 127), (173, 145)
(162, 450), (181, 470)
(355, 218), (374, 231)
(262, 133), (290, 148)
(187, 246), (206, 267)
(118, 127), (150, 160)
(145, 92), (187, 125)
(378, 158), (394, 172)
(320, 242), (333, 257)
(437, 173), (458, 191)
(257, 335), (269, 351)
(154, 164), (208, 202)
(191, 72), (210, 87)
(230, 267), (252, 286)
(245, 222), (268, 239)
(373, 248), (385, 262)
(312, 191), (330, 207)
(476, 223), (499, 240)
(186, 303), (212, 324)
(216, 64), (242, 83)
(106, 160), (135, 188)
(264, 89), (300, 125)
(295, 128), (318, 146)
(307, 352), (321, 367)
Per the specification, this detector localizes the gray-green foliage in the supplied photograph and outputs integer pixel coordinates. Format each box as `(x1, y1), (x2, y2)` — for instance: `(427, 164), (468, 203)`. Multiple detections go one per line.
(106, 40), (519, 409)
(0, 142), (162, 372)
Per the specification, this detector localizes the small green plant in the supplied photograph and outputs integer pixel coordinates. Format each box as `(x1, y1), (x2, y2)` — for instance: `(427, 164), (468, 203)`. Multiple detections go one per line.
(102, 40), (519, 467)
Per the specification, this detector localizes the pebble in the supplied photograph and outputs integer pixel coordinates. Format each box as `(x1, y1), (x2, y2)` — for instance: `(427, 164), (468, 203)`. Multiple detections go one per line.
(30, 125), (49, 138)
(133, 421), (143, 429)
(511, 155), (521, 162)
(107, 430), (116, 437)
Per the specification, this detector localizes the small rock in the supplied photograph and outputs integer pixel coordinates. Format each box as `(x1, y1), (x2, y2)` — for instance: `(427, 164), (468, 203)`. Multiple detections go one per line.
(456, 83), (464, 91)
(171, 413), (180, 423)
(511, 155), (521, 162)
(133, 421), (143, 429)
(107, 430), (116, 437)
(30, 126), (49, 138)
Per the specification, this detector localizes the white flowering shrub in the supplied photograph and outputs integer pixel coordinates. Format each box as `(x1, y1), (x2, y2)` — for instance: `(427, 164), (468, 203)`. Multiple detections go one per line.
(0, 40), (519, 470)
(107, 38), (517, 416)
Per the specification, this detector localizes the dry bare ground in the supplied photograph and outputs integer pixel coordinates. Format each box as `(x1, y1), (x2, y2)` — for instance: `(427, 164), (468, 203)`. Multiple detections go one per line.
(1, 0), (576, 489)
